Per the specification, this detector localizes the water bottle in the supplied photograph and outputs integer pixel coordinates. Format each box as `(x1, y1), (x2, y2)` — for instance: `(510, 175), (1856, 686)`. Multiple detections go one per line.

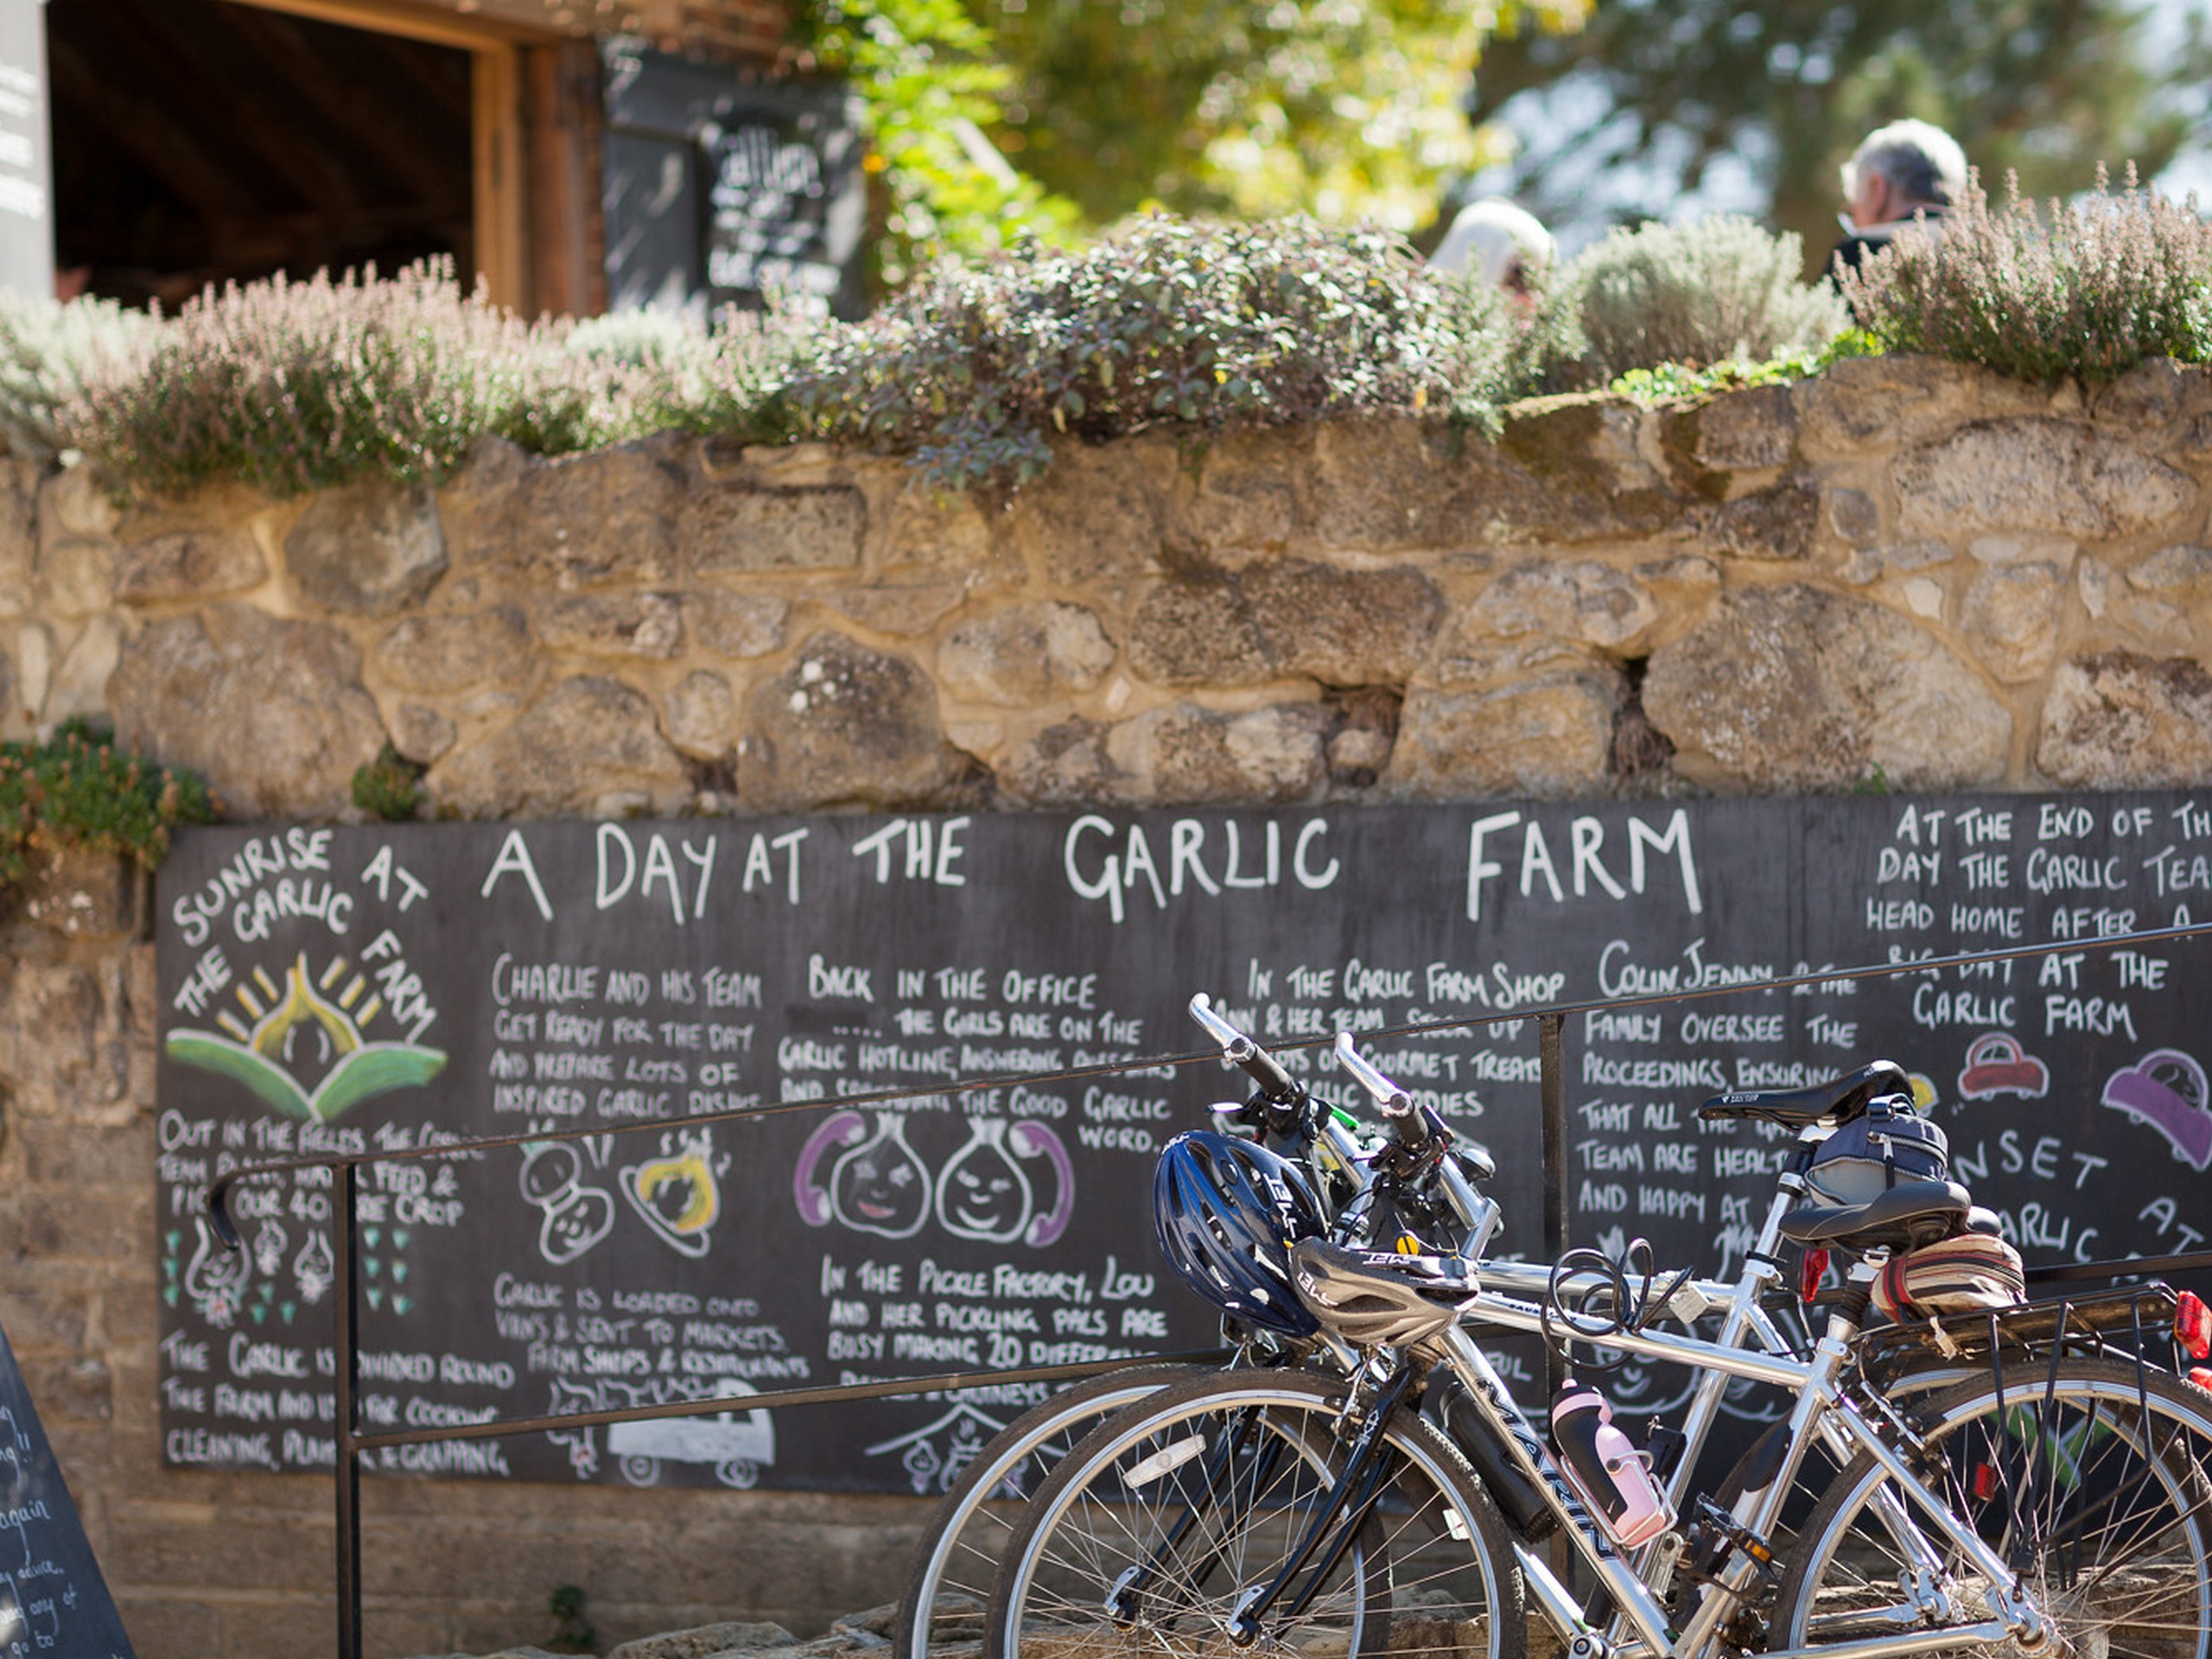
(1549, 1375), (1675, 1548)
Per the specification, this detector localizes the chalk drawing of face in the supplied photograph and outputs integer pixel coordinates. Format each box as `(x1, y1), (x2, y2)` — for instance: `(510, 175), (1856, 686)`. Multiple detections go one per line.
(521, 1141), (618, 1266)
(937, 1118), (1032, 1243)
(620, 1130), (724, 1259)
(830, 1113), (931, 1239)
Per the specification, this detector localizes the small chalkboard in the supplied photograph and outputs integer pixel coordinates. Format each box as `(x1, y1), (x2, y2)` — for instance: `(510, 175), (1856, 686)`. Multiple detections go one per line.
(0, 1319), (135, 1658)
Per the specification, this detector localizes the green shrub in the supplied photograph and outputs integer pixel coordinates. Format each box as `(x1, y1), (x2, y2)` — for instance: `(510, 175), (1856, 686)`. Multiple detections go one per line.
(351, 743), (425, 823)
(1840, 167), (2212, 384)
(787, 215), (1522, 487)
(0, 293), (158, 465)
(0, 721), (217, 884)
(1548, 216), (1850, 387)
(1610, 329), (1881, 404)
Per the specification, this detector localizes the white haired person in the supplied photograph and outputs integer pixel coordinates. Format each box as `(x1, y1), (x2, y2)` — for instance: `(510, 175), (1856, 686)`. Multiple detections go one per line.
(1830, 118), (1968, 278)
(1431, 197), (1554, 308)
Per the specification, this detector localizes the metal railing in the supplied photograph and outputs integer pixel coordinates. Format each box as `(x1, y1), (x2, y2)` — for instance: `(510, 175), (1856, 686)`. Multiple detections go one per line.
(204, 921), (2212, 1659)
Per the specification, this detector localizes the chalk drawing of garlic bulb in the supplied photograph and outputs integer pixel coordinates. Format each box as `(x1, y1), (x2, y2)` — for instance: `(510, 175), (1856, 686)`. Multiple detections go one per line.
(293, 1226), (335, 1305)
(935, 1118), (1073, 1247)
(795, 1111), (931, 1240)
(184, 1213), (251, 1325)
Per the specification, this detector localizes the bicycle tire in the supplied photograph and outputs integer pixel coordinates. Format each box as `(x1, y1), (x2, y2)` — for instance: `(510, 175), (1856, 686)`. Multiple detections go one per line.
(893, 1363), (1211, 1659)
(1770, 1357), (2212, 1659)
(986, 1369), (1527, 1659)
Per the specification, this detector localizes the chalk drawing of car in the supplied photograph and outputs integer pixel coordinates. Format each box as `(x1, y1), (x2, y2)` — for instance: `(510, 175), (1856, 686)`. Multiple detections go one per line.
(1955, 1033), (2051, 1103)
(2101, 1049), (2212, 1171)
(609, 1401), (776, 1490)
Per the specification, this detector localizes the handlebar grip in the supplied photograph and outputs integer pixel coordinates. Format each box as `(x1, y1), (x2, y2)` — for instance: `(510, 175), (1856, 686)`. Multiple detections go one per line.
(1189, 993), (1300, 1103)
(1333, 1033), (1427, 1141)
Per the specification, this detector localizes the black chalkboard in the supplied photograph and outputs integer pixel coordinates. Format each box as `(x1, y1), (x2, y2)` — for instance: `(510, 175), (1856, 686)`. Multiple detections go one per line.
(600, 39), (864, 321)
(153, 798), (2212, 1495)
(0, 1319), (136, 1658)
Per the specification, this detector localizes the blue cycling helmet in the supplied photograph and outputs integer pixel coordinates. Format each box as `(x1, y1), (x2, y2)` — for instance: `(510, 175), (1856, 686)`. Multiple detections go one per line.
(1153, 1130), (1324, 1338)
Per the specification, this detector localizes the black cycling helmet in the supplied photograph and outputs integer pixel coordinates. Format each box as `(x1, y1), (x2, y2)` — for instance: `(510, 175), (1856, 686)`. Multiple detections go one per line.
(1153, 1130), (1325, 1338)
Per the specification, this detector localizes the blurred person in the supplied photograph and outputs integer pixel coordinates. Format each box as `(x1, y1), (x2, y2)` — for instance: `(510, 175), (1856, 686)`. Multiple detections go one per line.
(1830, 118), (1967, 277)
(1431, 197), (1554, 307)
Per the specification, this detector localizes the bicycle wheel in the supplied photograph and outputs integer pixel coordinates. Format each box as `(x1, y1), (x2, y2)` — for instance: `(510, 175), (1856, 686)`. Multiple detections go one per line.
(895, 1363), (1211, 1659)
(986, 1370), (1525, 1659)
(1771, 1357), (2212, 1659)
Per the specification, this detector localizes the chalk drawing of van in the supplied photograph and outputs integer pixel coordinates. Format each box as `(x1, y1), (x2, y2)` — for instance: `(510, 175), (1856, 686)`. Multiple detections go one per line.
(610, 1394), (776, 1490)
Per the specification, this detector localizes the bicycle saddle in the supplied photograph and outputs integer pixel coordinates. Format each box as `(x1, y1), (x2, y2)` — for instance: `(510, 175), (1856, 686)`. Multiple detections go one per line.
(1288, 1238), (1476, 1349)
(1779, 1178), (1971, 1250)
(1698, 1060), (1912, 1128)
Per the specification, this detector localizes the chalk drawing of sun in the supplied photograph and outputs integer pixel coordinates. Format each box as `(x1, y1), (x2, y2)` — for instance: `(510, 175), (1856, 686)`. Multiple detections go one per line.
(165, 950), (448, 1123)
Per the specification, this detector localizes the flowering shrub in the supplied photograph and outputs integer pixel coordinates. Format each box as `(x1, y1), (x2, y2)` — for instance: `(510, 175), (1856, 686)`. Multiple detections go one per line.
(0, 721), (216, 884)
(791, 215), (1522, 487)
(0, 292), (157, 465)
(1548, 215), (1849, 387)
(1840, 168), (2212, 384)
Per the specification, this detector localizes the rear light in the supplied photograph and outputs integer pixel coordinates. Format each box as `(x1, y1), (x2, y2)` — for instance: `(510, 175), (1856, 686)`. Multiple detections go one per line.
(1799, 1247), (1830, 1304)
(2177, 1291), (2212, 1361)
(2191, 1367), (2212, 1394)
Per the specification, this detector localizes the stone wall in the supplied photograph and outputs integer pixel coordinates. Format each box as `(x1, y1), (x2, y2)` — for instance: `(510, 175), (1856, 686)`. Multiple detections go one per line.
(3, 354), (2212, 1657)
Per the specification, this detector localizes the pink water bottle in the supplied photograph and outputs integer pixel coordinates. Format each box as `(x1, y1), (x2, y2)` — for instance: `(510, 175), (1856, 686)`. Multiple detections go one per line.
(1549, 1376), (1675, 1548)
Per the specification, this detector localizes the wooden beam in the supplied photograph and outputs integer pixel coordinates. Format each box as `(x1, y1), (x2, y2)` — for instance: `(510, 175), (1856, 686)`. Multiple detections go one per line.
(524, 40), (601, 316)
(221, 0), (558, 51)
(474, 41), (526, 308)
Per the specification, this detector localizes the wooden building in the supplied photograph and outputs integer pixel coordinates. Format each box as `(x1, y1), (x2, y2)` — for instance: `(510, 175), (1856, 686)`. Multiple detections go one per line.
(47, 0), (799, 315)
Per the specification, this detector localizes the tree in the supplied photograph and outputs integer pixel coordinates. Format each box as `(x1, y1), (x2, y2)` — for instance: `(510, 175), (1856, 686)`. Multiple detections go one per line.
(789, 0), (1081, 289)
(976, 0), (1591, 233)
(794, 1), (1595, 289)
(1471, 0), (2212, 271)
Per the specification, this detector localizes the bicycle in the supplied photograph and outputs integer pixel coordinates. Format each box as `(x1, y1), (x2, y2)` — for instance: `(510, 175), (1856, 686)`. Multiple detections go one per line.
(983, 1033), (2212, 1659)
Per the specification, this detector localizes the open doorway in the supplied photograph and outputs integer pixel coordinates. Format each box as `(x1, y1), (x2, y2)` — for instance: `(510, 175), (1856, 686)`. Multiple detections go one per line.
(48, 0), (474, 307)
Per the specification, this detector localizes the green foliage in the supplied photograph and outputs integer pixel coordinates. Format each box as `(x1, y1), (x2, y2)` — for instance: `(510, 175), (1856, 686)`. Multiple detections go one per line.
(1610, 330), (1881, 403)
(790, 215), (1522, 487)
(1547, 216), (1851, 386)
(1840, 168), (2212, 385)
(976, 0), (1589, 235)
(1476, 0), (2212, 276)
(351, 743), (425, 823)
(543, 1584), (596, 1656)
(0, 721), (216, 885)
(0, 293), (158, 465)
(62, 263), (807, 497)
(791, 0), (1079, 289)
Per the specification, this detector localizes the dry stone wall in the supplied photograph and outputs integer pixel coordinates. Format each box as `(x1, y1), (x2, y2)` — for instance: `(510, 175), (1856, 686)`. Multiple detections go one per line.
(8, 355), (2212, 830)
(3, 356), (2212, 1656)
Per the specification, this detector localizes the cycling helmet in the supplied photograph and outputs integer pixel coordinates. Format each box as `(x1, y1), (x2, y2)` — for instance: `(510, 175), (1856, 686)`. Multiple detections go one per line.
(1153, 1130), (1325, 1338)
(1287, 1238), (1476, 1350)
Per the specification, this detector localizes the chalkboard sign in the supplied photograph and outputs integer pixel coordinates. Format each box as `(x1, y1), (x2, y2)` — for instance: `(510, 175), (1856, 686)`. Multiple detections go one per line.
(0, 1319), (136, 1657)
(154, 798), (2212, 1494)
(600, 39), (864, 321)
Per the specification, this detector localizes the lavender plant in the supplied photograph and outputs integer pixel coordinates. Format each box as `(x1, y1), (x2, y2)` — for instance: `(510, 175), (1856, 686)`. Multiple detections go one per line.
(65, 262), (644, 496)
(1840, 167), (2212, 384)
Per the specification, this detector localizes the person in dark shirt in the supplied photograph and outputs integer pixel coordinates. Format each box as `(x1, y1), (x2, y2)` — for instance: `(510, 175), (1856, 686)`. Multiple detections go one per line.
(1829, 119), (1967, 280)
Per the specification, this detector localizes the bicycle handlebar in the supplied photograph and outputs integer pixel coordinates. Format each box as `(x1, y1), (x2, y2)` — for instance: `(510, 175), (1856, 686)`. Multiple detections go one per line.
(1188, 993), (1301, 1104)
(1333, 1032), (1421, 1137)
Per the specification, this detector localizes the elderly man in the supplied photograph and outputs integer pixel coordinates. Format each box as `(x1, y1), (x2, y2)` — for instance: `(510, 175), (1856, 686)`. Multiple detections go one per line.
(1829, 118), (1968, 277)
(1430, 197), (1555, 307)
